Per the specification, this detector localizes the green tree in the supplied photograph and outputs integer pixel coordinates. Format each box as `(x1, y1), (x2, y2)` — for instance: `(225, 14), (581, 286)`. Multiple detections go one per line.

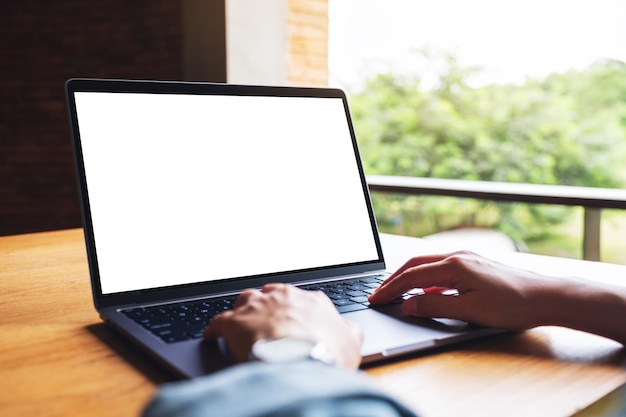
(349, 51), (626, 242)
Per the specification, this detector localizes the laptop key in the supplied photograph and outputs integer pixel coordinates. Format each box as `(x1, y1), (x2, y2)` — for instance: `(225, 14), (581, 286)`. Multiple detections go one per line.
(332, 298), (355, 306)
(163, 333), (190, 343)
(327, 293), (351, 300)
(348, 284), (369, 291)
(147, 321), (173, 331)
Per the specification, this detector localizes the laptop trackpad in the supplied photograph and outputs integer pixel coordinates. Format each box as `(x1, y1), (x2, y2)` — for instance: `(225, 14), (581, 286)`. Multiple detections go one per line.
(345, 304), (477, 361)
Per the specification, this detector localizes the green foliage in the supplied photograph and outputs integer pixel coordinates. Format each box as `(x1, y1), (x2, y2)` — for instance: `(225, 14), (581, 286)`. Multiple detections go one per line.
(349, 51), (626, 242)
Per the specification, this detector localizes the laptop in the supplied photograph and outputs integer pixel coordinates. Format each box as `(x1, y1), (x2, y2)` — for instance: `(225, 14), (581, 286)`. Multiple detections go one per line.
(65, 78), (499, 378)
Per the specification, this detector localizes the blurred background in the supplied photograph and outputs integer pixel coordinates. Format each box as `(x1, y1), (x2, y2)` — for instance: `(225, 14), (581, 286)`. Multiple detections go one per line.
(3, 0), (626, 263)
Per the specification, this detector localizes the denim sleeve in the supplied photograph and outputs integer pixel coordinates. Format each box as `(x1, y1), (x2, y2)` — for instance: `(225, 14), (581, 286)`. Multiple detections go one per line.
(142, 361), (419, 417)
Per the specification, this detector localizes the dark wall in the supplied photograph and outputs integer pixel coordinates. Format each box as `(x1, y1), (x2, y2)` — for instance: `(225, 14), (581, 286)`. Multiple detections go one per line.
(0, 1), (184, 235)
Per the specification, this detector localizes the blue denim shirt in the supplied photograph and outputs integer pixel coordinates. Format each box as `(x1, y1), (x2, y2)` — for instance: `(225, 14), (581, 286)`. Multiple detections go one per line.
(142, 361), (419, 417)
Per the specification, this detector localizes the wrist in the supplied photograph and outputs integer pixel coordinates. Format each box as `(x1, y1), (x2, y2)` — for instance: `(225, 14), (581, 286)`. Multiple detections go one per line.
(525, 275), (585, 328)
(531, 276), (626, 344)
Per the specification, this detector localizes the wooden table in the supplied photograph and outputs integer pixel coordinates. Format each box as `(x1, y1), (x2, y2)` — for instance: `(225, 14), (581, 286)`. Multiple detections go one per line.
(1, 229), (625, 417)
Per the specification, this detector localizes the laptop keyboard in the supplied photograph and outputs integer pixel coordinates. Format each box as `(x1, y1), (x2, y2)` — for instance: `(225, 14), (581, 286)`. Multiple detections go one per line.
(122, 296), (237, 343)
(122, 274), (388, 343)
(299, 274), (387, 313)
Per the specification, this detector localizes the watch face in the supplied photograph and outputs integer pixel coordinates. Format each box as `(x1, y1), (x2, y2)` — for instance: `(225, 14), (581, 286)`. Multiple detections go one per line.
(252, 337), (318, 363)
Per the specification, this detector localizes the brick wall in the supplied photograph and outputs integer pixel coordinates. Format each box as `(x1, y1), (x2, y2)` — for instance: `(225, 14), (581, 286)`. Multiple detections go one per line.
(287, 0), (328, 86)
(0, 0), (329, 235)
(0, 1), (183, 235)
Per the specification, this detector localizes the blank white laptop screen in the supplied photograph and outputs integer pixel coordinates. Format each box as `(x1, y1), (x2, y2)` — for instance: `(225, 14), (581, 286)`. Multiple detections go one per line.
(74, 92), (379, 294)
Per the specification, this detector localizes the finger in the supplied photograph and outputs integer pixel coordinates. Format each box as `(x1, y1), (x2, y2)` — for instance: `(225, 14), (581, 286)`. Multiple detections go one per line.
(234, 288), (262, 309)
(376, 252), (459, 291)
(203, 310), (233, 339)
(369, 260), (457, 304)
(261, 282), (288, 293)
(401, 293), (464, 319)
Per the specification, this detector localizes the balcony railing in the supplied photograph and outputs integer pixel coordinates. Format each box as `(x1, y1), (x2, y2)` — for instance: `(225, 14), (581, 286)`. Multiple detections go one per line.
(366, 175), (626, 262)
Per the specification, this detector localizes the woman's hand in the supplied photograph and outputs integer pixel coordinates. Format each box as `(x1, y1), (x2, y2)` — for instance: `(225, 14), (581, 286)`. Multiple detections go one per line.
(369, 251), (557, 331)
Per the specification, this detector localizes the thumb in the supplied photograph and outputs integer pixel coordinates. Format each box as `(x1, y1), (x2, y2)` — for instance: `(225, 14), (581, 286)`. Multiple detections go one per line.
(203, 311), (231, 339)
(402, 294), (461, 319)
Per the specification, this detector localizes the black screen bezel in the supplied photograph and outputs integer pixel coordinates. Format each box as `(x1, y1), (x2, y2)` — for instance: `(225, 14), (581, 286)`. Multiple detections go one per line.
(65, 78), (386, 309)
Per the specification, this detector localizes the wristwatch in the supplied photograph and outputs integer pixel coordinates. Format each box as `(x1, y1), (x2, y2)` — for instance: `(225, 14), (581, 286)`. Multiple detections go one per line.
(249, 337), (335, 366)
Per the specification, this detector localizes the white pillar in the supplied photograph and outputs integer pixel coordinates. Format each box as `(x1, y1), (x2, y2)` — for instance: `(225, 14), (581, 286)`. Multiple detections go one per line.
(226, 0), (289, 84)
